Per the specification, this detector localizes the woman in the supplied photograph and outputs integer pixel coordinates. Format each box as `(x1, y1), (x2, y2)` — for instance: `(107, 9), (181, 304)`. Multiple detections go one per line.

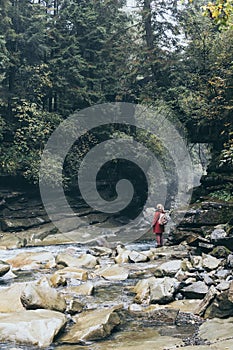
(152, 203), (165, 247)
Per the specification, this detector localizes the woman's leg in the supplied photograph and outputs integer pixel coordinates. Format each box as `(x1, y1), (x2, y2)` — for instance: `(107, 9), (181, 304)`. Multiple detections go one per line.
(156, 233), (161, 247)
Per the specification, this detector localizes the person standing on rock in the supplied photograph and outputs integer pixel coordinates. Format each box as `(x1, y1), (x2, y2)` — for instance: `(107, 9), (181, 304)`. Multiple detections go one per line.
(152, 204), (166, 247)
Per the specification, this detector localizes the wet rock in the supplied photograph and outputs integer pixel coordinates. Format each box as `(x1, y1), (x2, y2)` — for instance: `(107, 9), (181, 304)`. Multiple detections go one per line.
(0, 309), (66, 348)
(0, 283), (26, 312)
(128, 304), (179, 325)
(21, 277), (66, 312)
(128, 250), (148, 263)
(154, 260), (182, 277)
(181, 281), (209, 299)
(0, 260), (10, 277)
(199, 317), (233, 343)
(52, 267), (88, 281)
(60, 306), (122, 343)
(7, 251), (56, 270)
(56, 253), (98, 269)
(202, 253), (221, 271)
(180, 340), (233, 349)
(95, 265), (129, 281)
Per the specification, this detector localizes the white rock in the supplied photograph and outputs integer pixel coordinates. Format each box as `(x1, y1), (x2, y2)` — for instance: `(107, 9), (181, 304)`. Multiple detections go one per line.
(0, 309), (67, 348)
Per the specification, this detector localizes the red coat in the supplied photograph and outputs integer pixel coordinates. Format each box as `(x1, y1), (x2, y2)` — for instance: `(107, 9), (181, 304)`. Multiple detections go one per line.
(152, 210), (165, 234)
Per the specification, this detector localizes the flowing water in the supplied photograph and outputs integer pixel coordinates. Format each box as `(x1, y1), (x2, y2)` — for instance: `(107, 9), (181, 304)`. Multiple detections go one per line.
(0, 241), (199, 350)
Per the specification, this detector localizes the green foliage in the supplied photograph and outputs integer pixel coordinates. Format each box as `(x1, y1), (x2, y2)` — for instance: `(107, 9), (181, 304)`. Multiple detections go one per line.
(209, 189), (233, 202)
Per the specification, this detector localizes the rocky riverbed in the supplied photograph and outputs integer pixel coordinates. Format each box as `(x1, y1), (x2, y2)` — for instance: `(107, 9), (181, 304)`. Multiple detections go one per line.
(0, 237), (233, 349)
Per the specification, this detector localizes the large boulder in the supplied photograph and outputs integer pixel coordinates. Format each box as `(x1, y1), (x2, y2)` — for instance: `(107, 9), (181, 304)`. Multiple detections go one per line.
(20, 277), (66, 312)
(133, 277), (178, 304)
(7, 251), (56, 270)
(0, 309), (66, 348)
(60, 306), (122, 343)
(128, 251), (148, 263)
(64, 282), (94, 296)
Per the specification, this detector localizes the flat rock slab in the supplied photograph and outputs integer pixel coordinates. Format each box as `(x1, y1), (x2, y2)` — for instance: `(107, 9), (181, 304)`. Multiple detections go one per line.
(60, 306), (122, 343)
(179, 340), (233, 350)
(199, 317), (233, 342)
(7, 251), (55, 270)
(56, 253), (97, 269)
(95, 265), (129, 281)
(0, 309), (67, 348)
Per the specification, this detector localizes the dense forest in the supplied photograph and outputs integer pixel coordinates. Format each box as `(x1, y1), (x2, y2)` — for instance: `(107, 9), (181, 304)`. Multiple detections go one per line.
(0, 0), (232, 200)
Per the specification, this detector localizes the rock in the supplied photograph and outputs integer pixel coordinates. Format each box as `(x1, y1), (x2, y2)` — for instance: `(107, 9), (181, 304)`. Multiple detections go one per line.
(133, 277), (178, 305)
(190, 256), (203, 270)
(211, 227), (227, 241)
(227, 254), (233, 267)
(66, 299), (83, 315)
(7, 251), (56, 270)
(202, 254), (221, 271)
(52, 267), (88, 281)
(87, 246), (112, 257)
(114, 246), (130, 264)
(181, 259), (193, 272)
(199, 272), (215, 286)
(216, 281), (230, 291)
(56, 253), (98, 269)
(0, 309), (66, 348)
(0, 260), (10, 277)
(128, 250), (148, 263)
(215, 269), (231, 280)
(64, 282), (94, 296)
(49, 273), (67, 288)
(195, 285), (218, 317)
(0, 283), (26, 312)
(199, 317), (233, 343)
(60, 306), (122, 343)
(1, 217), (49, 231)
(204, 281), (233, 318)
(211, 245), (231, 258)
(95, 265), (129, 281)
(154, 260), (182, 277)
(181, 281), (209, 299)
(150, 277), (178, 304)
(128, 304), (179, 325)
(21, 277), (66, 312)
(168, 299), (202, 313)
(178, 340), (233, 349)
(133, 277), (152, 304)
